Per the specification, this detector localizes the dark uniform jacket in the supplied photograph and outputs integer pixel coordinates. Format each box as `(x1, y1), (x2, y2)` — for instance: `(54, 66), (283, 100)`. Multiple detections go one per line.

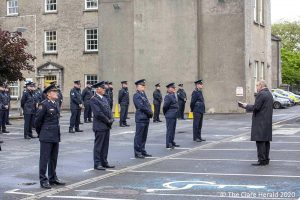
(163, 93), (179, 118)
(118, 87), (129, 106)
(177, 89), (187, 102)
(21, 89), (36, 114)
(35, 100), (61, 143)
(82, 87), (93, 104)
(90, 94), (113, 131)
(190, 89), (205, 113)
(57, 89), (63, 105)
(70, 87), (82, 110)
(34, 90), (43, 105)
(246, 88), (273, 141)
(104, 89), (112, 108)
(0, 91), (9, 110)
(153, 89), (162, 105)
(133, 91), (153, 123)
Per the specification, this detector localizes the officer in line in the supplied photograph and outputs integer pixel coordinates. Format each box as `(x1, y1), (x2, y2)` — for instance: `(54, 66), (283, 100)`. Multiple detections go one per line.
(108, 82), (114, 110)
(69, 80), (83, 133)
(118, 81), (130, 127)
(35, 84), (65, 189)
(32, 83), (40, 129)
(21, 81), (37, 139)
(4, 85), (12, 125)
(163, 83), (179, 149)
(90, 81), (115, 170)
(57, 85), (63, 110)
(82, 81), (93, 123)
(104, 81), (113, 111)
(0, 83), (10, 134)
(153, 83), (163, 123)
(177, 83), (187, 120)
(190, 80), (206, 142)
(133, 79), (153, 159)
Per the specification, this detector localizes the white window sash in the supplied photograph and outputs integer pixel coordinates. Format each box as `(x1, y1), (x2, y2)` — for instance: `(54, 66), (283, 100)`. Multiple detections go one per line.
(44, 31), (57, 53)
(85, 28), (98, 52)
(7, 0), (18, 15)
(85, 0), (98, 10)
(45, 0), (57, 13)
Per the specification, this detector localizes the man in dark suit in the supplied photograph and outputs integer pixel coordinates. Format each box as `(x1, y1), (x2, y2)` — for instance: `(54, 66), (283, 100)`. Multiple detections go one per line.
(0, 83), (9, 134)
(177, 83), (187, 120)
(163, 83), (180, 149)
(108, 82), (114, 110)
(4, 85), (12, 125)
(35, 84), (65, 189)
(21, 81), (37, 139)
(69, 80), (83, 133)
(190, 80), (206, 142)
(133, 79), (153, 159)
(90, 81), (115, 170)
(118, 81), (130, 127)
(238, 80), (273, 166)
(104, 81), (113, 111)
(82, 81), (93, 123)
(153, 83), (162, 123)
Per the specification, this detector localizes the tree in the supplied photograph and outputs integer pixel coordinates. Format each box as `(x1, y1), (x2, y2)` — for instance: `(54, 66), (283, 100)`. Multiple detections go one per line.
(0, 29), (35, 82)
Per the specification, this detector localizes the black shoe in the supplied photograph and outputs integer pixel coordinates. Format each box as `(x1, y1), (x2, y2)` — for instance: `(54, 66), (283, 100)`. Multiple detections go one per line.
(69, 128), (75, 133)
(79, 122), (84, 125)
(251, 161), (267, 166)
(49, 179), (66, 186)
(2, 130), (9, 133)
(135, 154), (145, 159)
(124, 124), (130, 127)
(40, 182), (51, 189)
(158, 120), (162, 122)
(153, 120), (158, 123)
(166, 145), (175, 149)
(88, 120), (92, 123)
(266, 159), (270, 165)
(173, 144), (180, 147)
(6, 122), (12, 125)
(200, 138), (206, 141)
(24, 136), (31, 139)
(195, 138), (202, 142)
(75, 129), (83, 132)
(120, 124), (126, 127)
(29, 135), (37, 138)
(0, 140), (3, 144)
(94, 165), (106, 170)
(102, 164), (115, 169)
(142, 153), (152, 157)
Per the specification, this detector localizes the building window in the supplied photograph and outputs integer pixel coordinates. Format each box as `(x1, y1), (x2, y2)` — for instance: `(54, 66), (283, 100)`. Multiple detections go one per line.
(254, 0), (259, 23)
(85, 75), (98, 87)
(254, 61), (259, 92)
(85, 29), (98, 52)
(7, 0), (18, 15)
(44, 31), (57, 53)
(260, 62), (265, 80)
(9, 81), (19, 99)
(45, 0), (57, 13)
(259, 0), (264, 25)
(85, 0), (98, 10)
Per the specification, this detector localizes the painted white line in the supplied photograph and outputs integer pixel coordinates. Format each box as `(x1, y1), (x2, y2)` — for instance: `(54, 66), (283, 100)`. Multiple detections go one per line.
(83, 169), (117, 173)
(83, 168), (94, 173)
(130, 157), (160, 160)
(225, 141), (300, 144)
(145, 193), (289, 200)
(169, 157), (300, 163)
(112, 131), (135, 136)
(198, 149), (300, 152)
(47, 196), (135, 200)
(274, 136), (300, 138)
(213, 135), (234, 137)
(75, 190), (98, 193)
(172, 147), (191, 150)
(5, 189), (34, 196)
(129, 170), (300, 178)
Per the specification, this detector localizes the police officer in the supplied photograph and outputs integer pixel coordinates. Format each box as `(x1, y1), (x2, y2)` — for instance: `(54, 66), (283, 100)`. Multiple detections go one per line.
(0, 83), (10, 134)
(104, 81), (113, 111)
(118, 81), (130, 127)
(108, 82), (114, 110)
(82, 81), (93, 123)
(90, 81), (115, 170)
(69, 80), (83, 133)
(21, 82), (37, 139)
(163, 83), (179, 149)
(153, 83), (163, 123)
(133, 79), (153, 159)
(190, 80), (206, 142)
(177, 83), (187, 120)
(57, 86), (63, 109)
(4, 85), (12, 125)
(35, 84), (65, 189)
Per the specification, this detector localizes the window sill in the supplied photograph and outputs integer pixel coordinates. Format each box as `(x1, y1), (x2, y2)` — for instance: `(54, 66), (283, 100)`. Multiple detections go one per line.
(83, 8), (98, 12)
(43, 11), (58, 15)
(43, 52), (58, 56)
(253, 21), (260, 26)
(83, 51), (98, 54)
(6, 14), (19, 17)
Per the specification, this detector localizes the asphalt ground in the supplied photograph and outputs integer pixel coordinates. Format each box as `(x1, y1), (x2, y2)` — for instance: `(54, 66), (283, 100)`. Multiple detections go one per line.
(0, 106), (300, 200)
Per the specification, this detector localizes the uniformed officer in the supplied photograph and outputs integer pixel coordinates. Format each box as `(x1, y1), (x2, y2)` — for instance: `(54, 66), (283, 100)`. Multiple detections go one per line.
(0, 83), (10, 134)
(82, 81), (93, 123)
(104, 81), (113, 111)
(108, 82), (114, 110)
(177, 83), (187, 120)
(133, 79), (153, 159)
(69, 80), (83, 133)
(21, 81), (37, 139)
(35, 84), (65, 189)
(118, 81), (130, 127)
(163, 83), (179, 149)
(190, 80), (206, 142)
(153, 83), (163, 123)
(56, 86), (63, 109)
(90, 81), (115, 170)
(4, 85), (12, 125)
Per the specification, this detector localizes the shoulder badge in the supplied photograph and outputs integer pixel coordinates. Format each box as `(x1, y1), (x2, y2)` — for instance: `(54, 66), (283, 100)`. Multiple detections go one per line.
(38, 104), (43, 109)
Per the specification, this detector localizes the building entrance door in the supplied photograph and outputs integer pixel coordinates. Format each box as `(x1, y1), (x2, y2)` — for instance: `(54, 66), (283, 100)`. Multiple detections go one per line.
(44, 75), (57, 88)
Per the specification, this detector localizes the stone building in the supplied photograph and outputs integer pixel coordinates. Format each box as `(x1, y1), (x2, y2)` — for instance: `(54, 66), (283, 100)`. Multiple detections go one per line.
(0, 0), (280, 113)
(271, 34), (282, 88)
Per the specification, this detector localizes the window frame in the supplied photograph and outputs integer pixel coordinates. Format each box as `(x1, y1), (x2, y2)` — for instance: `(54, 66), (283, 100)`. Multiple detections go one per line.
(45, 0), (57, 13)
(253, 0), (259, 23)
(44, 30), (57, 53)
(84, 74), (98, 87)
(85, 0), (98, 10)
(254, 61), (259, 92)
(85, 28), (98, 52)
(7, 0), (18, 16)
(260, 62), (265, 80)
(259, 0), (264, 25)
(9, 81), (20, 99)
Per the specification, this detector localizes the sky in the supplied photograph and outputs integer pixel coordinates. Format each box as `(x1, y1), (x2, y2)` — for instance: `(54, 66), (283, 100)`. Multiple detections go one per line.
(271, 0), (300, 24)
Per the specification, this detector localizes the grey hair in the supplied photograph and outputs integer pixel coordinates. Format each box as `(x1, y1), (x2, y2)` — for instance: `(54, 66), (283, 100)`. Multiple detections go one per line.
(257, 80), (267, 88)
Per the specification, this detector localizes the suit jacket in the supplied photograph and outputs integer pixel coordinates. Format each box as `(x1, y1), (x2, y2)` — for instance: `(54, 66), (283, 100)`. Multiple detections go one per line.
(21, 89), (36, 114)
(163, 93), (179, 118)
(190, 89), (205, 113)
(70, 87), (82, 110)
(133, 91), (153, 123)
(153, 89), (162, 105)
